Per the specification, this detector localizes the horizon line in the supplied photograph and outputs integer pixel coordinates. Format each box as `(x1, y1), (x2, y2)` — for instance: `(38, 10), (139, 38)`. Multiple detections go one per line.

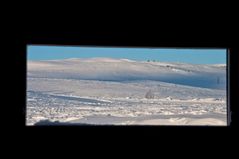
(28, 57), (226, 65)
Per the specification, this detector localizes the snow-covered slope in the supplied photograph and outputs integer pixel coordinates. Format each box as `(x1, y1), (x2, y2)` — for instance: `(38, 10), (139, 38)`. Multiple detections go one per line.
(27, 58), (227, 126)
(28, 58), (226, 90)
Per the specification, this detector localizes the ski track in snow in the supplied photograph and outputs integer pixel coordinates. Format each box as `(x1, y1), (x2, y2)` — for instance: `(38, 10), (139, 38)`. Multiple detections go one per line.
(26, 58), (227, 125)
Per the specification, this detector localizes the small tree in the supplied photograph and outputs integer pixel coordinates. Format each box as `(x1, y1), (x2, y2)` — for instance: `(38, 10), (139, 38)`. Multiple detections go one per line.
(145, 90), (154, 99)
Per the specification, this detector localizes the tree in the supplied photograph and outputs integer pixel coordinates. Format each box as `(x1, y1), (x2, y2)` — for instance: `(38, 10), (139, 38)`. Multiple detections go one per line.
(145, 90), (154, 99)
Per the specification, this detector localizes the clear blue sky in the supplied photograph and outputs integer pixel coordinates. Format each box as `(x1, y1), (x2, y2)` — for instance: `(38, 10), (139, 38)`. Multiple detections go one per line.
(27, 45), (227, 64)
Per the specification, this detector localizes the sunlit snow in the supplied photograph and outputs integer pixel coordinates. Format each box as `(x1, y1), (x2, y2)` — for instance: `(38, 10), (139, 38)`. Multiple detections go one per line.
(27, 58), (227, 125)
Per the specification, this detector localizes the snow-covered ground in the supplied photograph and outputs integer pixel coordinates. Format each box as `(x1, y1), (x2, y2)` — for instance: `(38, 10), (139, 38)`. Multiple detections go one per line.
(27, 58), (227, 126)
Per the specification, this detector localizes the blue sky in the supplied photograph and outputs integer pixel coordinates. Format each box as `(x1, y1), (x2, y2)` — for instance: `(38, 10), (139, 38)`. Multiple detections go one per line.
(27, 45), (227, 64)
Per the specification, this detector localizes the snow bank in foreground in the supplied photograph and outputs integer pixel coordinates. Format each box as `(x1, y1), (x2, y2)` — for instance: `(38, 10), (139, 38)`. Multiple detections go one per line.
(131, 118), (225, 126)
(33, 117), (226, 126)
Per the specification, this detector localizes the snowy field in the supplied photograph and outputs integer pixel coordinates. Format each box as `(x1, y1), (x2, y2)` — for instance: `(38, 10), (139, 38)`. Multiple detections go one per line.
(27, 58), (227, 126)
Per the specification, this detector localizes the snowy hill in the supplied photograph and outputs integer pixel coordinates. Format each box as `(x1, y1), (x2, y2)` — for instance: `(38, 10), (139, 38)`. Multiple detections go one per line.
(27, 58), (227, 125)
(28, 58), (226, 90)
